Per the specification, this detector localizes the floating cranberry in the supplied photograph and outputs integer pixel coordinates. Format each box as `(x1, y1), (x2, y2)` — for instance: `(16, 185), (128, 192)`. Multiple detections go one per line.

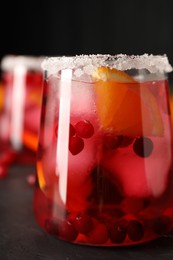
(133, 137), (153, 157)
(59, 220), (78, 242)
(153, 215), (172, 235)
(74, 214), (93, 234)
(127, 220), (144, 241)
(69, 135), (84, 155)
(75, 120), (94, 139)
(109, 220), (127, 244)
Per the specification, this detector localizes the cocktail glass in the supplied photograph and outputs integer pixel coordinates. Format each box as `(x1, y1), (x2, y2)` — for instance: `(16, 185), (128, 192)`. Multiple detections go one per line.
(0, 55), (43, 179)
(33, 54), (173, 246)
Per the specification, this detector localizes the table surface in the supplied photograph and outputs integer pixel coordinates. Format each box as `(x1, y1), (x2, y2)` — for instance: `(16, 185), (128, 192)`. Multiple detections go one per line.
(1, 166), (173, 260)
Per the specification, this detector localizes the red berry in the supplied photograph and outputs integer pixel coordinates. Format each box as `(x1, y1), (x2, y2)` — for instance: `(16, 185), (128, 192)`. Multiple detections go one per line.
(133, 137), (153, 157)
(75, 120), (94, 139)
(59, 220), (78, 242)
(127, 220), (144, 241)
(74, 214), (93, 234)
(69, 135), (84, 155)
(109, 220), (128, 244)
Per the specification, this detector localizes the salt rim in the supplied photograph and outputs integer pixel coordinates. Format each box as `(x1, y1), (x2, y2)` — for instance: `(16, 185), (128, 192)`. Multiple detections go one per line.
(1, 55), (44, 71)
(41, 54), (173, 77)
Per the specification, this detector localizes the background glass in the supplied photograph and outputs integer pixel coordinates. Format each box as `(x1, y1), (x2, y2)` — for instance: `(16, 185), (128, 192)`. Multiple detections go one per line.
(0, 55), (43, 179)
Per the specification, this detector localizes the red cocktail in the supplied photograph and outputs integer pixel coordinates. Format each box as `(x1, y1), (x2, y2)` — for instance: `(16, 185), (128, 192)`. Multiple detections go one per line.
(34, 54), (173, 246)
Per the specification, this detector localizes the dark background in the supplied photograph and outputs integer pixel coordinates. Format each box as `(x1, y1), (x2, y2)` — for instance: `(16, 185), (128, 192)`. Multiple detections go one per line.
(1, 0), (173, 81)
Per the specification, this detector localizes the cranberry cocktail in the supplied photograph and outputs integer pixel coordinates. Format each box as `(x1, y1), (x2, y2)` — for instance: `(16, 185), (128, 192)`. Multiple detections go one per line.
(34, 54), (173, 246)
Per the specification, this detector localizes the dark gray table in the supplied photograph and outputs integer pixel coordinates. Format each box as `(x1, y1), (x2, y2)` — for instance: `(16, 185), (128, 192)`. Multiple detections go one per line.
(1, 166), (173, 260)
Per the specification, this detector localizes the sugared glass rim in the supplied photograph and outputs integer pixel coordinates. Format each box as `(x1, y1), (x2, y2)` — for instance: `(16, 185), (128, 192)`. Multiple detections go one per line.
(1, 55), (44, 71)
(41, 54), (173, 76)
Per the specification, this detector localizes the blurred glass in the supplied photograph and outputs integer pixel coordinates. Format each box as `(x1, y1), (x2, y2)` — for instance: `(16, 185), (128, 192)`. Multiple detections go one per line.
(0, 55), (44, 178)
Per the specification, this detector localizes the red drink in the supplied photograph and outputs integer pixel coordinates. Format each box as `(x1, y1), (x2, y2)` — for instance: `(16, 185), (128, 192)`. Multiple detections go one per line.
(0, 55), (43, 177)
(33, 55), (173, 246)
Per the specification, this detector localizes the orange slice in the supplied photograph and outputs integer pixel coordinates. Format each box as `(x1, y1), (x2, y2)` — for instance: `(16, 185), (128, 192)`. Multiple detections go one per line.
(93, 67), (163, 137)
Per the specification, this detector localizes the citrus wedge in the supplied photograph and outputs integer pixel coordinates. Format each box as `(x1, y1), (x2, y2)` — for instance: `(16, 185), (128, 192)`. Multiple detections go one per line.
(93, 67), (163, 137)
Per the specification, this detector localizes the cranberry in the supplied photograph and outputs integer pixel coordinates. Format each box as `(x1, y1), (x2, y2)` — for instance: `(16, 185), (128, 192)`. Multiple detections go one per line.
(87, 222), (109, 245)
(153, 215), (172, 235)
(75, 120), (94, 139)
(74, 214), (93, 234)
(69, 135), (84, 155)
(133, 137), (153, 157)
(59, 220), (78, 242)
(109, 220), (128, 244)
(127, 220), (144, 241)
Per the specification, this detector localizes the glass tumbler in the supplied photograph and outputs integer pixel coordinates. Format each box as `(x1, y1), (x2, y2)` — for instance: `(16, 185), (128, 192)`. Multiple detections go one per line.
(33, 54), (173, 246)
(0, 55), (44, 178)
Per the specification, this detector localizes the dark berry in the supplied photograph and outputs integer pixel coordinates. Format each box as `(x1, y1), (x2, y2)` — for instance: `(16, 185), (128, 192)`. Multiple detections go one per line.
(109, 220), (128, 244)
(59, 220), (78, 242)
(133, 137), (153, 157)
(153, 215), (172, 235)
(75, 120), (94, 138)
(69, 135), (84, 155)
(127, 220), (144, 241)
(74, 214), (93, 234)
